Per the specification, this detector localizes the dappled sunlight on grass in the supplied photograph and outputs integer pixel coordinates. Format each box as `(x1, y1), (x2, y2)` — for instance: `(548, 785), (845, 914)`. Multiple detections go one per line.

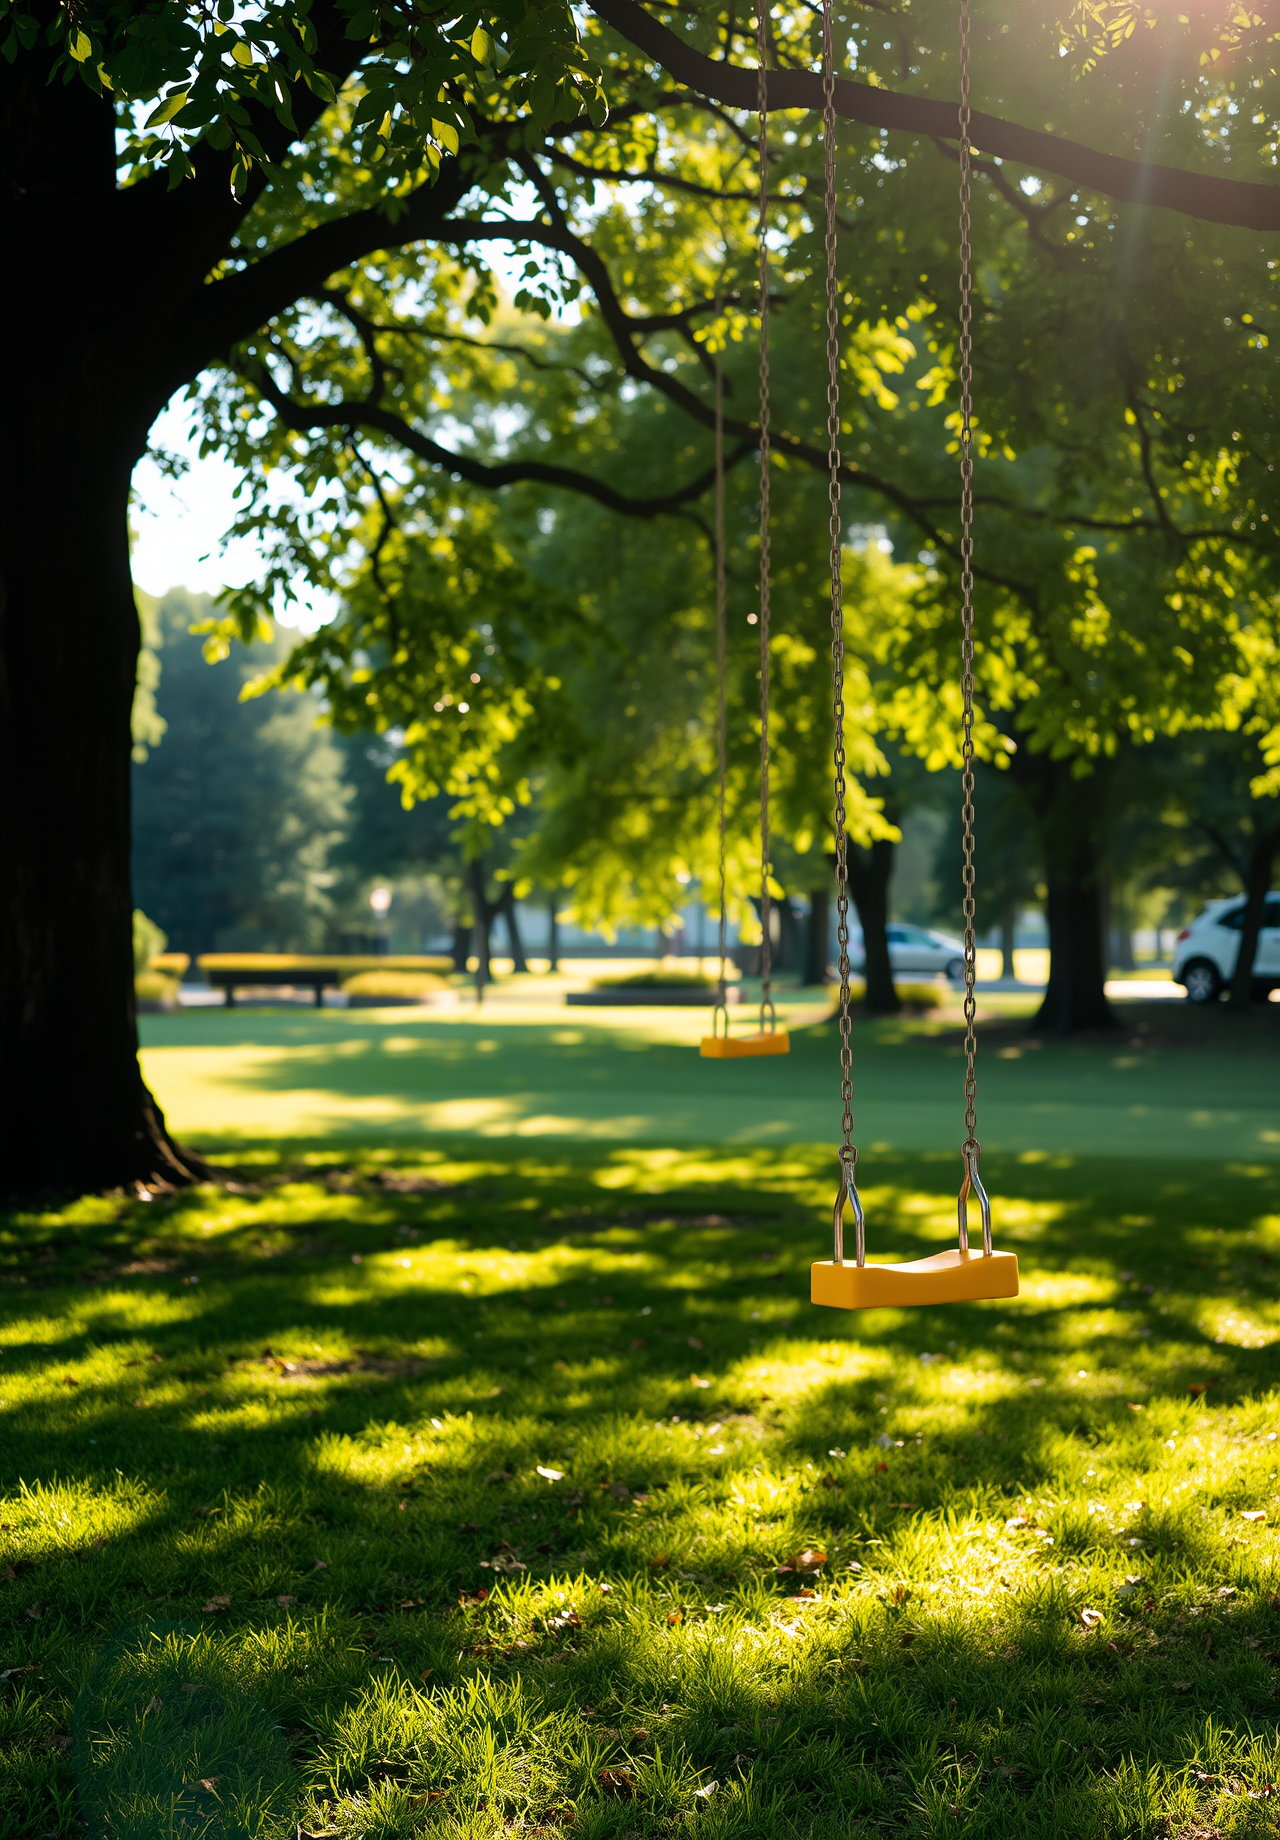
(5, 1140), (1280, 1836)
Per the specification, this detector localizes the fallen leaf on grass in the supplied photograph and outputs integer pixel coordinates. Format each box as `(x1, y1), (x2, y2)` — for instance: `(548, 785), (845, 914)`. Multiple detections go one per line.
(537, 1466), (565, 1482)
(201, 1595), (231, 1614)
(276, 1594), (296, 1607)
(598, 1769), (635, 1798)
(1080, 1608), (1104, 1629)
(690, 1374), (712, 1389)
(1127, 1403), (1145, 1412)
(788, 1549), (827, 1571)
(666, 1608), (684, 1627)
(1241, 1510), (1267, 1523)
(24, 1602), (44, 1621)
(312, 1559), (328, 1570)
(875, 1462), (889, 1473)
(687, 1337), (703, 1350)
(693, 1781), (718, 1798)
(142, 1696), (163, 1716)
(1172, 1680), (1193, 1692)
(649, 1553), (671, 1570)
(62, 1376), (78, 1387)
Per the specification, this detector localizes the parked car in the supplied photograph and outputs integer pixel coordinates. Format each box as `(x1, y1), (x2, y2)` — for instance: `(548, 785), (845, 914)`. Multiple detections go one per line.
(849, 922), (966, 981)
(1172, 896), (1280, 1003)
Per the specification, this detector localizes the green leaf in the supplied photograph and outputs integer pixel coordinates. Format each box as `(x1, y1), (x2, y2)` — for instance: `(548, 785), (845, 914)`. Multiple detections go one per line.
(144, 89), (189, 127)
(471, 25), (495, 64)
(68, 29), (92, 63)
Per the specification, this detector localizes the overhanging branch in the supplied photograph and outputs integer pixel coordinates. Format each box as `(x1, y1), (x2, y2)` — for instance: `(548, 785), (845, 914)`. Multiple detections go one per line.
(250, 363), (752, 518)
(591, 0), (1280, 231)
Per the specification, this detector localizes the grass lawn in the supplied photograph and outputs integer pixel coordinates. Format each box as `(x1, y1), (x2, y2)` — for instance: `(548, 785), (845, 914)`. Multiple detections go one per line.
(5, 1000), (1280, 1839)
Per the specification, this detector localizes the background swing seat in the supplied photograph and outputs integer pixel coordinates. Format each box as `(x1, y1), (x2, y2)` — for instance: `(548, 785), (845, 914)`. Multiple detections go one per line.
(700, 1029), (790, 1059)
(812, 1246), (1018, 1311)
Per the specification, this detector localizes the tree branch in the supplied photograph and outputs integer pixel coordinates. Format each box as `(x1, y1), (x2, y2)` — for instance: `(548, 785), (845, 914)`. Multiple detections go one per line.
(590, 0), (1280, 230)
(249, 361), (754, 519)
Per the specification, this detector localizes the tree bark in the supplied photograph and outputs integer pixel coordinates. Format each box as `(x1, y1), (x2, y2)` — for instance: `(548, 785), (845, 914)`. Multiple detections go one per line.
(547, 896), (561, 972)
(842, 840), (901, 1016)
(804, 885), (830, 986)
(1228, 820), (1280, 1009)
(1011, 750), (1116, 1034)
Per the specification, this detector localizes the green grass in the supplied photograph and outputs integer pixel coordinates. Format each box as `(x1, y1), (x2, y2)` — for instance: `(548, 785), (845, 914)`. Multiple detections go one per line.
(7, 1002), (1280, 1838)
(138, 998), (1280, 1161)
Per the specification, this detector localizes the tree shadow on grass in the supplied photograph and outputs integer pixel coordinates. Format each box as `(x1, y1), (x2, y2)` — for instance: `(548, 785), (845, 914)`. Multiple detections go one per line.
(6, 1147), (1280, 1836)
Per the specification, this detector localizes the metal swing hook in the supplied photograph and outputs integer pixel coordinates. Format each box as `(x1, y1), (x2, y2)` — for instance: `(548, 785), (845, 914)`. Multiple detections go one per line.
(758, 997), (779, 1037)
(957, 1140), (992, 1257)
(832, 1145), (865, 1268)
(711, 1003), (730, 1041)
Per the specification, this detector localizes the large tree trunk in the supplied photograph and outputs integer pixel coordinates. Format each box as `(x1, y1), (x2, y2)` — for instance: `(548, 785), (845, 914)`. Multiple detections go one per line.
(1011, 750), (1116, 1034)
(842, 840), (901, 1016)
(1228, 820), (1280, 1009)
(804, 885), (830, 986)
(0, 442), (206, 1195)
(0, 59), (214, 1197)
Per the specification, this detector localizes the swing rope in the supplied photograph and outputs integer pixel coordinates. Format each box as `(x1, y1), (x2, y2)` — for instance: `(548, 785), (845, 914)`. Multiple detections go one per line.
(823, 0), (864, 1263)
(756, 11), (775, 1032)
(713, 324), (729, 1033)
(955, 0), (991, 1253)
(812, 0), (1009, 1306)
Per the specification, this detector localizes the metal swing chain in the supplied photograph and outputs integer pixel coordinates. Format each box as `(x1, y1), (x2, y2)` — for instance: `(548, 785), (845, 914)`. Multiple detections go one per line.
(713, 328), (730, 1037)
(824, 0), (864, 1266)
(757, 10), (775, 1032)
(956, 0), (992, 1255)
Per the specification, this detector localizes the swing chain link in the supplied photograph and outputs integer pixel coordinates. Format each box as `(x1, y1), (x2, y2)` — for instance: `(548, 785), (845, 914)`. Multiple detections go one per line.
(823, 0), (862, 1264)
(757, 9), (774, 1029)
(956, 0), (991, 1258)
(714, 331), (729, 1014)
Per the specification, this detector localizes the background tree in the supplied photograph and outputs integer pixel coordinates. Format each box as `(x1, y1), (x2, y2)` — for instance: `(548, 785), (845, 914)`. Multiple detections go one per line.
(132, 592), (351, 956)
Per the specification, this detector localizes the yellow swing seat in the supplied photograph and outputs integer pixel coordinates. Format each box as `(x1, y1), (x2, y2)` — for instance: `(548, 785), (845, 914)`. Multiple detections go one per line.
(811, 1146), (1018, 1312)
(700, 1000), (790, 1059)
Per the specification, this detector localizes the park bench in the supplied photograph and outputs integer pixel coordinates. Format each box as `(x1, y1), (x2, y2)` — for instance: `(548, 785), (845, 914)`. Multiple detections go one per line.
(195, 954), (453, 1007)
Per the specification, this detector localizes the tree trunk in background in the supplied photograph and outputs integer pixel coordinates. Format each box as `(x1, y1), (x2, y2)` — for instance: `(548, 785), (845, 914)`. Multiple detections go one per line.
(1111, 887), (1137, 972)
(843, 839), (901, 1016)
(1228, 820), (1280, 1008)
(1000, 906), (1017, 981)
(547, 896), (561, 972)
(776, 896), (800, 975)
(467, 861), (499, 999)
(451, 919), (472, 975)
(499, 887), (529, 973)
(804, 885), (830, 986)
(1011, 750), (1116, 1033)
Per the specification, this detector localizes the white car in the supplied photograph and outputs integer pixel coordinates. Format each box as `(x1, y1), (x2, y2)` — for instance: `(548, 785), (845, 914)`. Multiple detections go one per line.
(849, 922), (966, 981)
(1173, 896), (1280, 1003)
